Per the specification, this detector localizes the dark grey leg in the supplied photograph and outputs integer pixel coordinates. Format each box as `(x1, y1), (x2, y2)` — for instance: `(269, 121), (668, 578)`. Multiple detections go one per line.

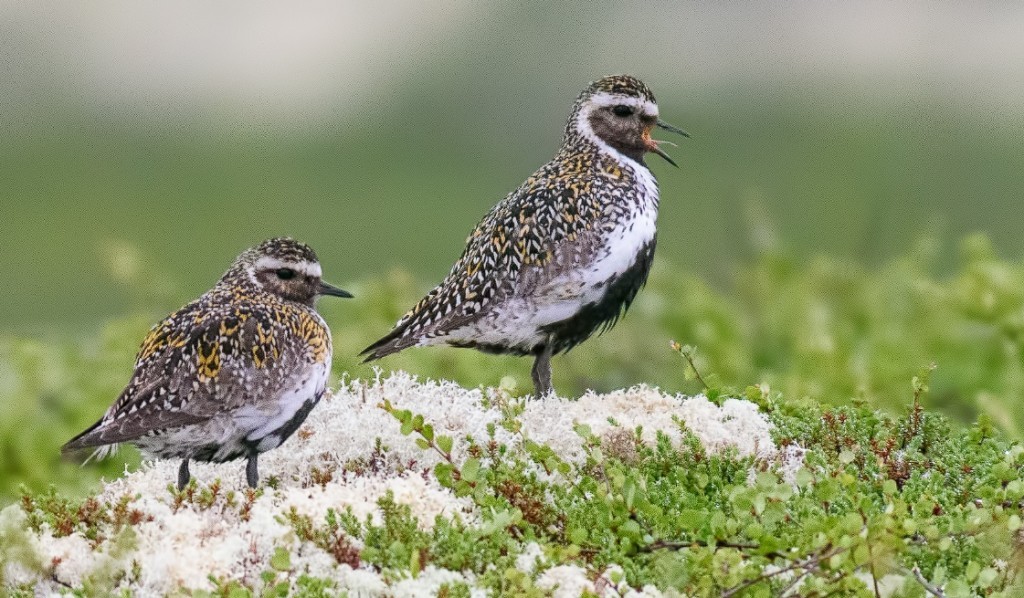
(531, 345), (554, 397)
(177, 459), (191, 491)
(246, 455), (259, 488)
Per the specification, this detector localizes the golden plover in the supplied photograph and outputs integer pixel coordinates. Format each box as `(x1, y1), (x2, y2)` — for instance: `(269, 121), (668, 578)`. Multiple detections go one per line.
(362, 75), (687, 395)
(63, 238), (352, 489)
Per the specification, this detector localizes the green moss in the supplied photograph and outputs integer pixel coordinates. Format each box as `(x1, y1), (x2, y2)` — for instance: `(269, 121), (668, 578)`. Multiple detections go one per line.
(379, 370), (1024, 595)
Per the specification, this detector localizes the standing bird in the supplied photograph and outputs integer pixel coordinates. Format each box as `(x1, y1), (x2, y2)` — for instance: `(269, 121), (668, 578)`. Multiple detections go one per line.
(362, 75), (687, 395)
(63, 238), (353, 489)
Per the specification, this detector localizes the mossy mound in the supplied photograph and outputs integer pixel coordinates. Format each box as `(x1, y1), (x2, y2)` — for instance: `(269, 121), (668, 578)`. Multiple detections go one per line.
(3, 372), (1023, 596)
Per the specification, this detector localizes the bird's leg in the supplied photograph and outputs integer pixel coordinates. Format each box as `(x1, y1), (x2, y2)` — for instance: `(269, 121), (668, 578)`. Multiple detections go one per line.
(246, 455), (259, 488)
(531, 344), (554, 398)
(177, 459), (191, 491)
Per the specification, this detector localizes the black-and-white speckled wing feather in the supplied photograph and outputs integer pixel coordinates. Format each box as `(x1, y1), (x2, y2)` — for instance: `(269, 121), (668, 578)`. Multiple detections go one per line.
(362, 160), (634, 359)
(64, 293), (327, 449)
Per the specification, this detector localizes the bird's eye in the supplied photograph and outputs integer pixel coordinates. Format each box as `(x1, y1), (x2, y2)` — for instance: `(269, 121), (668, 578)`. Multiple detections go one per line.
(612, 104), (634, 117)
(276, 268), (296, 280)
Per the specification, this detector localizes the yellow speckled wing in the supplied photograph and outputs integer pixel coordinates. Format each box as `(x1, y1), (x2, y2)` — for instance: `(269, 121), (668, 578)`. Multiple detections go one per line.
(65, 296), (327, 449)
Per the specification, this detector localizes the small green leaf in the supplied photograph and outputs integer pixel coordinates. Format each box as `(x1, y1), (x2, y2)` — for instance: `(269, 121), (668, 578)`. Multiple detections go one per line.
(574, 423), (592, 438)
(270, 546), (291, 572)
(620, 519), (642, 539)
(622, 479), (637, 510)
(944, 579), (970, 598)
(678, 509), (707, 530)
(545, 456), (562, 473)
(410, 547), (421, 577)
(435, 462), (455, 487)
(461, 458), (481, 483)
(852, 544), (870, 565)
(902, 518), (917, 534)
(1006, 479), (1024, 500)
(752, 494), (766, 515)
(978, 567), (999, 588)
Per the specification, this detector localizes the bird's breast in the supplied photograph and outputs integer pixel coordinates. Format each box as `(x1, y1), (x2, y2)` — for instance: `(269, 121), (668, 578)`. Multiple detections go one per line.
(459, 204), (658, 344)
(579, 205), (657, 294)
(238, 359), (330, 448)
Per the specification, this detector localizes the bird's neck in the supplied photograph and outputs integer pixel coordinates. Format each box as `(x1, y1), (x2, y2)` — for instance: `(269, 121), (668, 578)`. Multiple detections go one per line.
(557, 131), (649, 178)
(561, 127), (649, 174)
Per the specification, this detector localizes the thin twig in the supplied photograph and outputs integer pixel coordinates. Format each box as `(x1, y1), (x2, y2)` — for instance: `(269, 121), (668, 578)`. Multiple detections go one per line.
(683, 350), (710, 391)
(49, 573), (72, 589)
(907, 566), (946, 597)
(864, 510), (881, 598)
(642, 538), (788, 560)
(670, 341), (711, 391)
(720, 545), (846, 597)
(779, 567), (816, 596)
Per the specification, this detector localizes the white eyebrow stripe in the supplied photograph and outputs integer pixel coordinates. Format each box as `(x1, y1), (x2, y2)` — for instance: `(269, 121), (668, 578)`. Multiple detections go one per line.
(588, 92), (659, 117)
(255, 257), (322, 278)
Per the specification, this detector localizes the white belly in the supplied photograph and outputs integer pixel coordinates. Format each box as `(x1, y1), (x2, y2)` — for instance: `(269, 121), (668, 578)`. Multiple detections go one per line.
(173, 360), (332, 458)
(249, 360), (329, 444)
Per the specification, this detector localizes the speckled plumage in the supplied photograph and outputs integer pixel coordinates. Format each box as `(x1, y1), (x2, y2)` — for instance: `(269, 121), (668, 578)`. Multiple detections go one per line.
(63, 238), (352, 489)
(363, 75), (686, 395)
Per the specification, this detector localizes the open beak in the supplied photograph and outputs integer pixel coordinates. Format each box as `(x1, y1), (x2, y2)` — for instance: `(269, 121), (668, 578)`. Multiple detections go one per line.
(318, 281), (353, 298)
(643, 119), (690, 168)
(656, 119), (690, 138)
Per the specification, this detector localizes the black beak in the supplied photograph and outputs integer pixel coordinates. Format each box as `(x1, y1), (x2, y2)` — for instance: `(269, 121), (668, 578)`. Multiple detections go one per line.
(656, 119), (690, 138)
(318, 281), (353, 298)
(650, 145), (679, 168)
(646, 119), (690, 168)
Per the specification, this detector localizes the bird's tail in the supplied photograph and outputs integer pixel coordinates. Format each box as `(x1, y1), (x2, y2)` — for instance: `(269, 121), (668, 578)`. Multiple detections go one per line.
(359, 327), (416, 362)
(62, 419), (104, 452)
(61, 420), (118, 464)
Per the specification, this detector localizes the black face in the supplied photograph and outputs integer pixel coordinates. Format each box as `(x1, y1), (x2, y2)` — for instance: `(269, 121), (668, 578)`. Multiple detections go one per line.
(588, 102), (657, 163)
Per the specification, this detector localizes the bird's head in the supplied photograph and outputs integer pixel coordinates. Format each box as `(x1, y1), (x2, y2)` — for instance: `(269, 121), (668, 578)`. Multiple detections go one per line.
(567, 74), (688, 167)
(228, 238), (352, 306)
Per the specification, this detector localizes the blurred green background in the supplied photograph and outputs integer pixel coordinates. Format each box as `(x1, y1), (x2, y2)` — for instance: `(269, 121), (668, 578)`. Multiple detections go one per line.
(2, 3), (1024, 499)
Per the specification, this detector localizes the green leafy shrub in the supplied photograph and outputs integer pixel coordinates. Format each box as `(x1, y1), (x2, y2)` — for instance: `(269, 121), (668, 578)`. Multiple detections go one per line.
(371, 368), (1024, 595)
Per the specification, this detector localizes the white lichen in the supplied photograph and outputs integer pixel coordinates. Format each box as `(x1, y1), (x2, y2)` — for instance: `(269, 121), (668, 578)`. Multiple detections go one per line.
(520, 386), (778, 462)
(515, 541), (546, 574)
(536, 564), (595, 597)
(6, 372), (784, 595)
